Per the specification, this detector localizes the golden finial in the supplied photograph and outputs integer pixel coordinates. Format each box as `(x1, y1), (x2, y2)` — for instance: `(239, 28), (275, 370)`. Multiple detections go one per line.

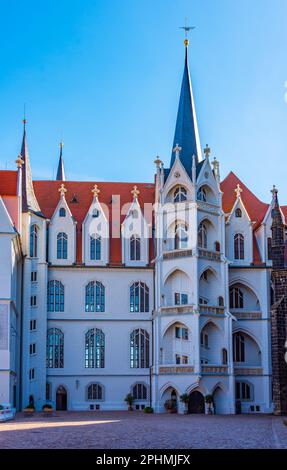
(131, 185), (140, 199)
(184, 39), (189, 47)
(58, 183), (67, 197)
(234, 184), (243, 198)
(60, 140), (64, 150)
(154, 156), (162, 168)
(15, 155), (24, 169)
(91, 184), (100, 199)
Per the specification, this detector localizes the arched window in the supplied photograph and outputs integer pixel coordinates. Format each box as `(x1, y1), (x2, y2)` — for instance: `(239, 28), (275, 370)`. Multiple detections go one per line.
(130, 328), (150, 368)
(132, 383), (147, 400)
(174, 186), (187, 203)
(85, 328), (105, 368)
(59, 208), (66, 217)
(90, 235), (101, 261)
(198, 222), (207, 248)
(130, 234), (141, 261)
(30, 225), (38, 258)
(57, 232), (68, 259)
(130, 282), (149, 312)
(236, 381), (252, 400)
(85, 281), (105, 312)
(229, 287), (244, 309)
(234, 233), (244, 260)
(218, 296), (224, 307)
(233, 333), (245, 362)
(87, 383), (103, 400)
(47, 328), (64, 368)
(222, 348), (228, 365)
(197, 187), (207, 202)
(47, 280), (64, 312)
(175, 223), (188, 249)
(215, 241), (221, 252)
(235, 208), (242, 218)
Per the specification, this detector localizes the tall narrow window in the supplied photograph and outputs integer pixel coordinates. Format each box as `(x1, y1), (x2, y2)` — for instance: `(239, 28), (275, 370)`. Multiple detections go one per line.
(174, 186), (187, 203)
(90, 235), (101, 261)
(234, 233), (244, 260)
(130, 282), (149, 312)
(57, 232), (68, 259)
(233, 333), (245, 362)
(85, 328), (105, 368)
(59, 208), (66, 217)
(267, 237), (272, 260)
(130, 234), (141, 261)
(235, 208), (242, 218)
(175, 223), (188, 249)
(197, 187), (207, 202)
(47, 328), (64, 368)
(229, 287), (244, 309)
(47, 280), (64, 312)
(85, 281), (105, 312)
(130, 328), (150, 368)
(222, 348), (228, 365)
(132, 383), (147, 400)
(198, 222), (207, 248)
(30, 225), (38, 258)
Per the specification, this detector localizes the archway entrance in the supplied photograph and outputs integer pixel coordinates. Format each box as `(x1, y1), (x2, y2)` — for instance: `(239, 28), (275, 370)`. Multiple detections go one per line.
(56, 386), (67, 411)
(188, 391), (205, 414)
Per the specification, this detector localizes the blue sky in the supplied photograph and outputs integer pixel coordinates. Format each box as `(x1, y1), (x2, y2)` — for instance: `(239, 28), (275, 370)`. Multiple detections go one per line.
(0, 0), (287, 202)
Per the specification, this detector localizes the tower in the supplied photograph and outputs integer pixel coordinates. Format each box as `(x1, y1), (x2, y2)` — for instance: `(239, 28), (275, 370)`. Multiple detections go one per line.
(270, 186), (287, 415)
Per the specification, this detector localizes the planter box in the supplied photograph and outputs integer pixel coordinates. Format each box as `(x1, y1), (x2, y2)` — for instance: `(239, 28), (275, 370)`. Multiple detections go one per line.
(42, 408), (53, 417)
(23, 408), (35, 417)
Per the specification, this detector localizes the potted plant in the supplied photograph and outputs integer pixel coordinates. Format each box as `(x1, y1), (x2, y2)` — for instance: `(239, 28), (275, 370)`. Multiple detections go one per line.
(180, 393), (189, 414)
(23, 403), (35, 416)
(124, 393), (134, 411)
(144, 406), (154, 414)
(164, 399), (177, 413)
(205, 394), (214, 414)
(42, 404), (53, 416)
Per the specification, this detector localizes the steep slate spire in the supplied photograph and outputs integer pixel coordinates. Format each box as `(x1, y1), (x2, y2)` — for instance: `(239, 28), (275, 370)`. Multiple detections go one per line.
(170, 39), (202, 177)
(20, 119), (41, 213)
(56, 141), (66, 181)
(271, 185), (285, 269)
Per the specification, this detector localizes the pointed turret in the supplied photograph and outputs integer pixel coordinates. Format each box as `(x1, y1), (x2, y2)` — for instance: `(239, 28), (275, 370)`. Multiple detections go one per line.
(56, 141), (66, 181)
(271, 185), (285, 269)
(170, 38), (202, 177)
(20, 119), (41, 214)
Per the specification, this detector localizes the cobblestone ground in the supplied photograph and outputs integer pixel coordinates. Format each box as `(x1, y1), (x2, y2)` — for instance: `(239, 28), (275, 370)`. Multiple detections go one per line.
(0, 412), (286, 449)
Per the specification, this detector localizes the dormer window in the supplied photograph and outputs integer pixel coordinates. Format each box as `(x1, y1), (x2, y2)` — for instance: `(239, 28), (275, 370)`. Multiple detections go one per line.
(235, 208), (242, 218)
(197, 187), (207, 202)
(30, 225), (38, 258)
(234, 233), (244, 260)
(57, 232), (68, 260)
(90, 235), (101, 261)
(130, 234), (141, 261)
(174, 186), (187, 203)
(59, 208), (66, 217)
(92, 209), (99, 218)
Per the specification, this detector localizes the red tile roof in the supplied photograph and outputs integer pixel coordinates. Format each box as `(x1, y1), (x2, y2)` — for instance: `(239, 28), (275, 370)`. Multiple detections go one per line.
(33, 180), (155, 265)
(0, 170), (18, 196)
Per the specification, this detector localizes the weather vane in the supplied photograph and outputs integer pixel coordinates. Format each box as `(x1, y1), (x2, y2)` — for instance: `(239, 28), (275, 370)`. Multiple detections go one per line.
(179, 18), (195, 45)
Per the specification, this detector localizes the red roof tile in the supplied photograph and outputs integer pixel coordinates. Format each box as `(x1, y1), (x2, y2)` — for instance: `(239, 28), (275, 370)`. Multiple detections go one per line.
(0, 170), (18, 196)
(33, 180), (155, 265)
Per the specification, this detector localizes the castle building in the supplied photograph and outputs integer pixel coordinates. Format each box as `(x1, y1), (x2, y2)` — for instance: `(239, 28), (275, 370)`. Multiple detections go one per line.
(0, 39), (285, 414)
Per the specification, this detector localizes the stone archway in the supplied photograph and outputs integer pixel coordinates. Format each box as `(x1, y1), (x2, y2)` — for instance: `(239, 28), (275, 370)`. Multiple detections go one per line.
(56, 385), (67, 411)
(188, 390), (205, 414)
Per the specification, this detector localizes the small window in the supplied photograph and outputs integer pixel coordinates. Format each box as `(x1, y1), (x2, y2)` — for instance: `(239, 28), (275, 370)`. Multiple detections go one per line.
(30, 320), (37, 331)
(175, 327), (188, 340)
(29, 368), (35, 381)
(59, 208), (66, 217)
(236, 381), (252, 401)
(235, 208), (242, 218)
(175, 293), (188, 305)
(30, 296), (37, 307)
(222, 348), (228, 365)
(130, 235), (141, 261)
(29, 343), (36, 355)
(267, 237), (272, 260)
(92, 209), (99, 218)
(87, 383), (103, 400)
(31, 271), (37, 282)
(230, 287), (244, 309)
(46, 382), (51, 401)
(218, 296), (224, 307)
(234, 233), (244, 260)
(197, 187), (207, 202)
(215, 241), (220, 252)
(201, 332), (209, 348)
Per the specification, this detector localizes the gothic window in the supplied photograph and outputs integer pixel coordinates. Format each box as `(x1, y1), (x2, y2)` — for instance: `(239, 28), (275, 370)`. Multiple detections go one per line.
(47, 328), (64, 368)
(87, 383), (103, 400)
(215, 241), (221, 252)
(175, 223), (188, 249)
(236, 381), (252, 400)
(229, 287), (244, 309)
(234, 233), (244, 260)
(132, 383), (147, 400)
(85, 329), (105, 368)
(30, 225), (38, 258)
(90, 235), (101, 261)
(57, 232), (68, 259)
(130, 328), (150, 368)
(59, 208), (66, 217)
(130, 282), (149, 313)
(233, 333), (245, 362)
(197, 187), (207, 202)
(218, 296), (224, 307)
(222, 348), (228, 365)
(201, 331), (209, 348)
(174, 186), (187, 203)
(235, 208), (242, 218)
(130, 234), (141, 261)
(47, 280), (64, 312)
(175, 326), (189, 340)
(198, 222), (207, 248)
(267, 237), (272, 260)
(85, 281), (105, 312)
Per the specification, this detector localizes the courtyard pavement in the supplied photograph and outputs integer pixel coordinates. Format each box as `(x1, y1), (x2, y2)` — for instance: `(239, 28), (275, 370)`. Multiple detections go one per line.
(0, 411), (286, 449)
